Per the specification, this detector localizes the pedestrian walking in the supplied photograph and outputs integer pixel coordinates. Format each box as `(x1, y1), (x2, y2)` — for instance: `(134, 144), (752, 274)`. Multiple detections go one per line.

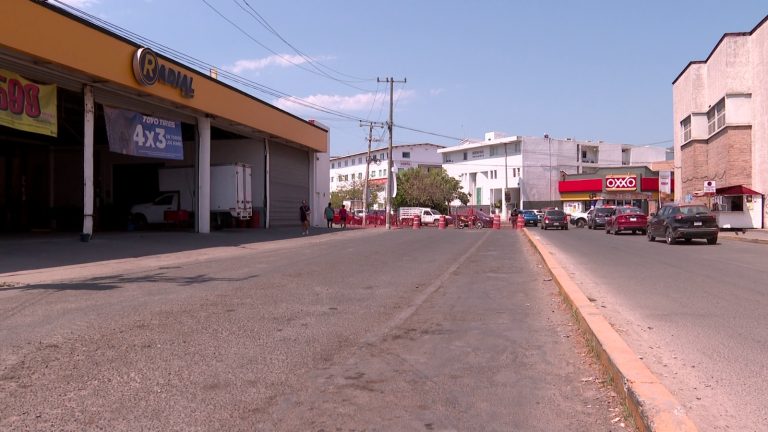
(324, 202), (335, 228)
(339, 204), (348, 229)
(300, 200), (311, 235)
(511, 208), (519, 228)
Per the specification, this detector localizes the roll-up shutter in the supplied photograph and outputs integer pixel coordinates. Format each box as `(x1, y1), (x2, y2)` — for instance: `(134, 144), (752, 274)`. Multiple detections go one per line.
(269, 144), (309, 227)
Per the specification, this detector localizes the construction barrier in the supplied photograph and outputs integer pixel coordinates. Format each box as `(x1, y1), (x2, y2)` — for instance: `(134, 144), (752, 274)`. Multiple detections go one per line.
(493, 214), (501, 229)
(412, 214), (421, 229)
(517, 214), (524, 228)
(438, 215), (446, 230)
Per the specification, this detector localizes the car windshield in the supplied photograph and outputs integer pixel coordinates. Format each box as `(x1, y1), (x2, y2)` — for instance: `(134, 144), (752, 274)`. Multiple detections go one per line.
(475, 210), (490, 217)
(679, 205), (710, 215)
(617, 207), (642, 215)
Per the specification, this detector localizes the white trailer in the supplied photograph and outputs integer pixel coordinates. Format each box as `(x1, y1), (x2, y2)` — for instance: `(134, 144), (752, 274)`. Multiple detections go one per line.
(131, 163), (253, 227)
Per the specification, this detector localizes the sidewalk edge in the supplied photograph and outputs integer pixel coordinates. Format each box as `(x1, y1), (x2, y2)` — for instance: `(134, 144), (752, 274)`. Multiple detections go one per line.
(522, 228), (698, 432)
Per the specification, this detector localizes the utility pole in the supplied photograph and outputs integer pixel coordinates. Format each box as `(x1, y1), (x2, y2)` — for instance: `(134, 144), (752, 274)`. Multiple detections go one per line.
(378, 77), (406, 229)
(359, 120), (384, 226)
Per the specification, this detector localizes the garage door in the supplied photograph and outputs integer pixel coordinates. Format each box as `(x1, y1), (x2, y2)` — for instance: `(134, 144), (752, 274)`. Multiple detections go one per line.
(269, 144), (309, 227)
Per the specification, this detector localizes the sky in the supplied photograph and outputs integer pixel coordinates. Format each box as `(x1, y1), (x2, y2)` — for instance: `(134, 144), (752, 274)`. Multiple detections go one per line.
(54, 0), (768, 156)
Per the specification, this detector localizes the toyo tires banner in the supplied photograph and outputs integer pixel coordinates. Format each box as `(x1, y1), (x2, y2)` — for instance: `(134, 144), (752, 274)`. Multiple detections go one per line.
(104, 106), (183, 160)
(0, 68), (58, 137)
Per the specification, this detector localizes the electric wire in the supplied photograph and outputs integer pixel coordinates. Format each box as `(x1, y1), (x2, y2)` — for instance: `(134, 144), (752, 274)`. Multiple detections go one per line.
(236, 0), (375, 83)
(203, 0), (373, 92)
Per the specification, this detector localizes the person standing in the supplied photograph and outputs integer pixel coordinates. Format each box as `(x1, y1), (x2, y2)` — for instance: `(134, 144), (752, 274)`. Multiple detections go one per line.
(511, 208), (519, 228)
(300, 200), (311, 235)
(338, 204), (348, 229)
(324, 202), (335, 228)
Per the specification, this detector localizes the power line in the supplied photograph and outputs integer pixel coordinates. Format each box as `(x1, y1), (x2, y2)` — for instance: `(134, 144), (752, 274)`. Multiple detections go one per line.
(236, 0), (375, 83)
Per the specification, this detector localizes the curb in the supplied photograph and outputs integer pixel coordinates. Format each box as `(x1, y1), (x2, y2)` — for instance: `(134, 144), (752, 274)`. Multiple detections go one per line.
(521, 228), (698, 432)
(720, 235), (768, 245)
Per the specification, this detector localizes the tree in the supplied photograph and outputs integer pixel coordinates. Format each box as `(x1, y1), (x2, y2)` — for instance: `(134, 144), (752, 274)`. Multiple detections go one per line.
(330, 179), (364, 208)
(392, 168), (468, 213)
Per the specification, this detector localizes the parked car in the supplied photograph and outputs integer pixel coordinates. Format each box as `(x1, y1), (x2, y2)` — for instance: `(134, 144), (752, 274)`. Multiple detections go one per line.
(588, 206), (614, 230)
(647, 203), (719, 245)
(569, 209), (592, 228)
(453, 209), (494, 229)
(540, 209), (568, 230)
(605, 207), (647, 235)
(520, 210), (539, 226)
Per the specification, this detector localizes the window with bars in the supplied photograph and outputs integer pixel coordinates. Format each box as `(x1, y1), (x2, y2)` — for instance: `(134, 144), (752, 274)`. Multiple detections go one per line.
(707, 99), (725, 135)
(681, 116), (691, 143)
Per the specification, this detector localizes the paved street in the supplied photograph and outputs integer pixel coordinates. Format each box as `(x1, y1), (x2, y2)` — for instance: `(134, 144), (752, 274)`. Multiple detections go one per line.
(0, 228), (631, 431)
(530, 226), (768, 432)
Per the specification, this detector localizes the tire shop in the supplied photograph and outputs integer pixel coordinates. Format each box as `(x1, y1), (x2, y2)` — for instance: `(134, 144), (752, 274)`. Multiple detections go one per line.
(0, 1), (328, 237)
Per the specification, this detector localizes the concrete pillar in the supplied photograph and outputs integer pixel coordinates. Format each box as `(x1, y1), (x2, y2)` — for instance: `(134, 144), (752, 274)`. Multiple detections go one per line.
(197, 116), (211, 233)
(81, 85), (94, 241)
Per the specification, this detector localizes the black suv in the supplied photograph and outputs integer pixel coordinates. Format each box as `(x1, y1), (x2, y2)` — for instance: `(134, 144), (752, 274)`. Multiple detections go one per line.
(647, 203), (719, 245)
(540, 209), (568, 230)
(588, 206), (613, 230)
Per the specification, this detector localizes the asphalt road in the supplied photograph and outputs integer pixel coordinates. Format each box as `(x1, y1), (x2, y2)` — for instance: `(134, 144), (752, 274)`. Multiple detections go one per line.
(530, 225), (768, 432)
(0, 228), (631, 431)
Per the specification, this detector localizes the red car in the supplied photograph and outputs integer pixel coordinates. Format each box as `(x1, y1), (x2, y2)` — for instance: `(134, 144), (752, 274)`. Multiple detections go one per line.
(604, 207), (647, 235)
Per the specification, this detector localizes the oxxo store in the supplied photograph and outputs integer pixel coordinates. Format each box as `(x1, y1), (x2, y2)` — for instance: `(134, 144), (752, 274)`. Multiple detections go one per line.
(1, 1), (327, 236)
(558, 167), (671, 215)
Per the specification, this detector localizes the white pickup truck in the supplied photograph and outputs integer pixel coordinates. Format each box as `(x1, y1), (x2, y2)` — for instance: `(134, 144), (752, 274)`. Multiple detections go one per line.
(569, 209), (591, 228)
(397, 207), (450, 225)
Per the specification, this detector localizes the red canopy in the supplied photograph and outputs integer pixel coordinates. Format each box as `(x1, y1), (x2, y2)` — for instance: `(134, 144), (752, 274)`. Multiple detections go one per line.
(716, 185), (762, 195)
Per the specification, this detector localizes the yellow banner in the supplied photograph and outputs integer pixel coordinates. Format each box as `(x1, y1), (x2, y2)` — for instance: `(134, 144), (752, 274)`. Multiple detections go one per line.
(0, 68), (57, 137)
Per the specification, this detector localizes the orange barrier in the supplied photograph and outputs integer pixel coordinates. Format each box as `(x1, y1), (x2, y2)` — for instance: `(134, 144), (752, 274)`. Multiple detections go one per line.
(493, 214), (501, 229)
(438, 215), (446, 229)
(516, 214), (524, 228)
(412, 214), (421, 229)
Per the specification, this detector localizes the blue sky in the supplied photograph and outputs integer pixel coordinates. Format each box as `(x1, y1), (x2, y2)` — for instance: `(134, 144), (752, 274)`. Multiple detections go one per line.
(56, 0), (767, 156)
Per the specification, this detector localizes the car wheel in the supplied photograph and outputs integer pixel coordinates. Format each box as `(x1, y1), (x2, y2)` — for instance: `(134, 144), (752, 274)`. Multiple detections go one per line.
(577, 219), (585, 228)
(475, 221), (483, 229)
(132, 213), (148, 230)
(588, 223), (592, 230)
(665, 227), (676, 245)
(647, 229), (655, 242)
(707, 236), (718, 245)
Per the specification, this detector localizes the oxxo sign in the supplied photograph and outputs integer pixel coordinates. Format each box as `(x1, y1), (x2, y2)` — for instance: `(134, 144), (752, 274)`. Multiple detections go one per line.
(605, 175), (637, 191)
(132, 48), (195, 98)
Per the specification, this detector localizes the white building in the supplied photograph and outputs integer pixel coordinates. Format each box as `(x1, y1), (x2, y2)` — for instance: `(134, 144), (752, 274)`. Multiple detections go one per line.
(330, 143), (444, 208)
(439, 132), (667, 217)
(672, 15), (768, 229)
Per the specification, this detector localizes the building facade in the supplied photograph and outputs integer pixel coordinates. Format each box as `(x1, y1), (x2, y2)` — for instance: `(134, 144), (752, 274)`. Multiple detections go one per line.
(672, 15), (768, 229)
(439, 132), (667, 217)
(329, 143), (443, 208)
(0, 1), (329, 235)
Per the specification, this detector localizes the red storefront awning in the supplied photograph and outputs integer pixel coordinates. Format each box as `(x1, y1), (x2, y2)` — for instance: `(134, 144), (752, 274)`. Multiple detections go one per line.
(558, 178), (603, 193)
(716, 185), (762, 195)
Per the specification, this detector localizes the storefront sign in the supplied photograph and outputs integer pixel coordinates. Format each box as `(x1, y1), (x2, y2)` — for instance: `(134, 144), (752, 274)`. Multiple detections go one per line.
(605, 175), (637, 191)
(659, 171), (671, 194)
(132, 48), (195, 98)
(104, 106), (183, 160)
(0, 68), (57, 137)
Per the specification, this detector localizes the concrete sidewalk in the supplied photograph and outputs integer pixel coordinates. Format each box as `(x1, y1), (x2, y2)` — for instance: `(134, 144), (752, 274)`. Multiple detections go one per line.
(719, 228), (768, 244)
(0, 226), (377, 285)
